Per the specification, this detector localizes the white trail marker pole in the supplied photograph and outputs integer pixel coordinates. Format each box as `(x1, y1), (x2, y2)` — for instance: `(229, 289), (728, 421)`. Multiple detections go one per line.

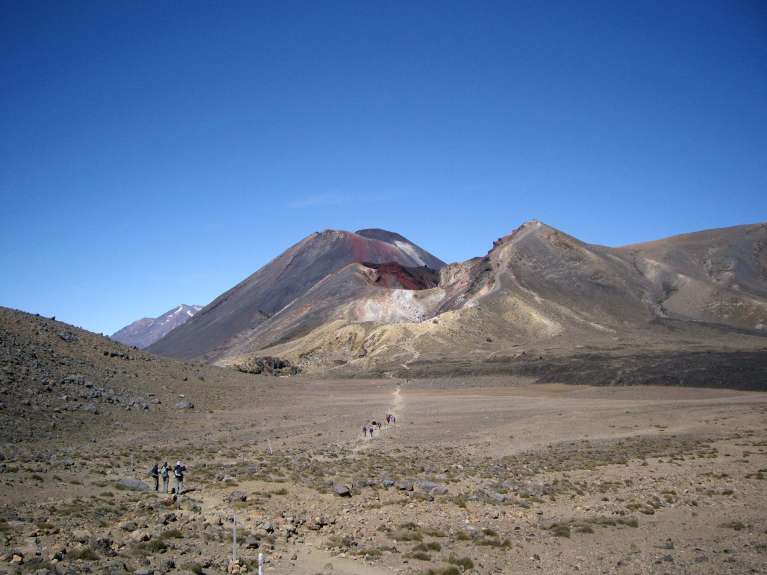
(258, 552), (264, 575)
(232, 511), (238, 563)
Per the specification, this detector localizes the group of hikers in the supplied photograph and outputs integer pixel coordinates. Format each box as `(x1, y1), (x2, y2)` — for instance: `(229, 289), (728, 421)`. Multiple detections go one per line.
(362, 413), (396, 438)
(149, 461), (186, 494)
(144, 414), (396, 493)
(145, 412), (400, 491)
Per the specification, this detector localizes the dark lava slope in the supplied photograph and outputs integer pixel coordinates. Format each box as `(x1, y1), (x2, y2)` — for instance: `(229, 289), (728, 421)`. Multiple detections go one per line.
(148, 229), (445, 361)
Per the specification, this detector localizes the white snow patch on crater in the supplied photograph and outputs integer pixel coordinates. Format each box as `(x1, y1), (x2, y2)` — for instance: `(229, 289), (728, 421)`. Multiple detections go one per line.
(394, 240), (426, 267)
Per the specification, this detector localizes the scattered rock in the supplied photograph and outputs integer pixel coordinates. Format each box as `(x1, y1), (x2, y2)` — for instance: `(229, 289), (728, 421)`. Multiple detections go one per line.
(333, 483), (351, 497)
(72, 528), (91, 543)
(225, 490), (248, 503)
(415, 480), (448, 495)
(62, 374), (87, 386)
(80, 402), (99, 414)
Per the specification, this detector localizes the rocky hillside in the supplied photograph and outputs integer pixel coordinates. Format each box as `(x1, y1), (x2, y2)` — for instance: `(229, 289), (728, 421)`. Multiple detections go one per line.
(111, 304), (202, 348)
(619, 223), (767, 330)
(0, 307), (266, 444)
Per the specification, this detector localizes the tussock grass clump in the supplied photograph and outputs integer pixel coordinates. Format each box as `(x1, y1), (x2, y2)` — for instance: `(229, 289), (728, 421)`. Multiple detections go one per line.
(390, 522), (447, 542)
(719, 520), (746, 531)
(414, 541), (441, 552)
(546, 516), (639, 538)
(626, 501), (656, 515)
(69, 547), (100, 561)
(350, 546), (387, 558)
(550, 524), (572, 538)
(447, 555), (474, 570)
(132, 539), (168, 555)
(422, 567), (461, 575)
(36, 521), (55, 530)
(391, 527), (422, 542)
(421, 526), (447, 537)
(181, 561), (205, 574)
(390, 522), (423, 542)
(326, 534), (357, 550)
(475, 536), (511, 547)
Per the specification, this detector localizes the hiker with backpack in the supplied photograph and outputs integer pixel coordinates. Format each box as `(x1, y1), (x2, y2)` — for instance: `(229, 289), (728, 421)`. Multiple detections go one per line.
(149, 463), (160, 491)
(174, 461), (186, 495)
(160, 462), (170, 493)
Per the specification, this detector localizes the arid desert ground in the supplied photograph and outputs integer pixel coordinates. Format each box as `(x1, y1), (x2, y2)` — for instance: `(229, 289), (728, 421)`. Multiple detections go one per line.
(2, 371), (766, 575)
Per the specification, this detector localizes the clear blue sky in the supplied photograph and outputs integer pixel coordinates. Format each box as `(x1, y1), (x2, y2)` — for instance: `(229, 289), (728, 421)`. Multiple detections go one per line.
(1, 0), (765, 335)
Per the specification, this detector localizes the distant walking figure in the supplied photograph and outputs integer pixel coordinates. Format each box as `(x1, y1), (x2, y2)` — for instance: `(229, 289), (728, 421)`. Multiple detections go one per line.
(173, 460), (186, 495)
(369, 427), (374, 438)
(362, 424), (367, 438)
(149, 463), (160, 492)
(160, 462), (170, 493)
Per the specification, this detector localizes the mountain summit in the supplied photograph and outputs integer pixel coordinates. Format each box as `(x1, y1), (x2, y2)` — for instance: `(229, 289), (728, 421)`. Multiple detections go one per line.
(111, 304), (202, 348)
(147, 221), (767, 374)
(147, 229), (445, 361)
